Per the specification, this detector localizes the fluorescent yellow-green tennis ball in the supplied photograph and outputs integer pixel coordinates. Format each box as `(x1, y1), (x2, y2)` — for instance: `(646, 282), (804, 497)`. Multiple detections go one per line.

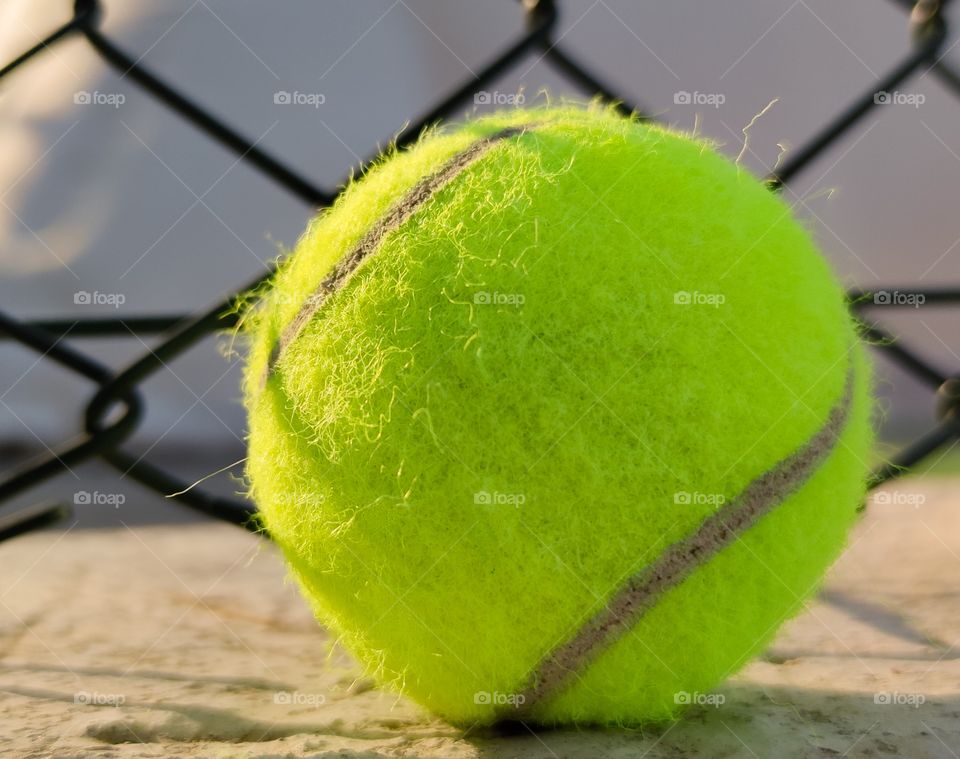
(243, 106), (872, 726)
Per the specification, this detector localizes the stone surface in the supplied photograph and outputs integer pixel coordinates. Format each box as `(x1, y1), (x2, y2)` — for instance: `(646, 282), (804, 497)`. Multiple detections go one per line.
(0, 477), (957, 758)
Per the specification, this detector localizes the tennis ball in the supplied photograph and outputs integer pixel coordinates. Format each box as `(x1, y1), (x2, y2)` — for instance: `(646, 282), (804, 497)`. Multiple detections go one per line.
(244, 106), (872, 726)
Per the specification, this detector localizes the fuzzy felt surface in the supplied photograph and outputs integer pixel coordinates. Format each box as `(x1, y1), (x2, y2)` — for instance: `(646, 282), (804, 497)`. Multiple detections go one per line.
(243, 106), (873, 726)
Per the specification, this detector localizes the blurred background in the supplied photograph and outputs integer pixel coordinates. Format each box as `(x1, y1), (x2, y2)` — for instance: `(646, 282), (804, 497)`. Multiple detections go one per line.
(0, 0), (955, 527)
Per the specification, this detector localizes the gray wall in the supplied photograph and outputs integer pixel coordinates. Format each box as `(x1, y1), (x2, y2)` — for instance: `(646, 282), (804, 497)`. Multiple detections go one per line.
(0, 1), (954, 493)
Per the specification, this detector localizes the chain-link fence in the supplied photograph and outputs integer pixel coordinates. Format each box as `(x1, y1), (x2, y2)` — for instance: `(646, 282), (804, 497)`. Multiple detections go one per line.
(1, 0), (958, 541)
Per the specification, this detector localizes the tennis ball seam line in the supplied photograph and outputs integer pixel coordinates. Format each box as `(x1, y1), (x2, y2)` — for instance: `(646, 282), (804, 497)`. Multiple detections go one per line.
(506, 363), (855, 718)
(262, 124), (537, 387)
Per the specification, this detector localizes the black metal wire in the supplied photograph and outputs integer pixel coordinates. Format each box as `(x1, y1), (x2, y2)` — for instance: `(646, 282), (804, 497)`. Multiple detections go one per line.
(0, 310), (143, 507)
(0, 2), (95, 79)
(0, 0), (957, 538)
